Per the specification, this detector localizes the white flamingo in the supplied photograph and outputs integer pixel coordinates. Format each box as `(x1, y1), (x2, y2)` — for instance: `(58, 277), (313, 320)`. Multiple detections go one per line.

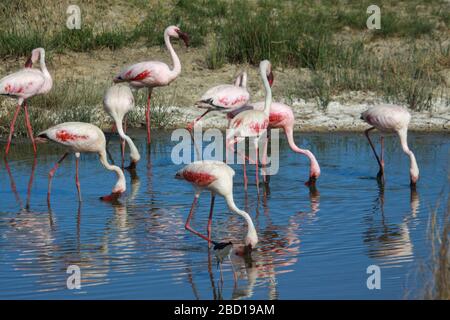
(114, 25), (189, 145)
(0, 48), (52, 155)
(361, 104), (419, 186)
(176, 160), (258, 251)
(103, 85), (141, 169)
(37, 122), (126, 203)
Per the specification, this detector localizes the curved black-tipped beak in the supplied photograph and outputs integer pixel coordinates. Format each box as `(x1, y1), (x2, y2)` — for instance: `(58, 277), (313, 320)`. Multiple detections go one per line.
(176, 30), (190, 48)
(25, 57), (33, 68)
(267, 71), (274, 87)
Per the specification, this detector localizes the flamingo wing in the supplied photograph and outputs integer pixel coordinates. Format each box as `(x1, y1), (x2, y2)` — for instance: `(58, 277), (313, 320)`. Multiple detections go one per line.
(0, 69), (45, 98)
(113, 61), (170, 87)
(198, 85), (250, 110)
(38, 122), (103, 152)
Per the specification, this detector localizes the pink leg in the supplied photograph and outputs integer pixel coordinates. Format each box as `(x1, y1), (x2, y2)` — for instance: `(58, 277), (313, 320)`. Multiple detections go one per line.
(145, 89), (152, 145)
(23, 101), (36, 154)
(5, 104), (21, 156)
(47, 152), (69, 204)
(185, 194), (214, 244)
(207, 194), (215, 247)
(379, 136), (385, 183)
(262, 131), (270, 183)
(75, 155), (82, 202)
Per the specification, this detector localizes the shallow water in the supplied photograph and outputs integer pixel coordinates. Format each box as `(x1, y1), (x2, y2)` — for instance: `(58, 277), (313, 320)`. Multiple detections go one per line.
(0, 130), (448, 299)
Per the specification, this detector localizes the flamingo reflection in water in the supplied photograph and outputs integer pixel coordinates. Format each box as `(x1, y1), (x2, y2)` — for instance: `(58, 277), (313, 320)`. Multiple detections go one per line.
(364, 185), (420, 266)
(4, 157), (37, 211)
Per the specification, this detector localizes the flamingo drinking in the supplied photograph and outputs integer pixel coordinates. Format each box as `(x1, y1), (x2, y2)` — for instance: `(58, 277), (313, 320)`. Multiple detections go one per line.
(226, 60), (273, 191)
(103, 85), (141, 169)
(0, 48), (52, 156)
(228, 101), (321, 186)
(361, 104), (419, 186)
(175, 160), (258, 251)
(37, 122), (126, 203)
(113, 25), (189, 145)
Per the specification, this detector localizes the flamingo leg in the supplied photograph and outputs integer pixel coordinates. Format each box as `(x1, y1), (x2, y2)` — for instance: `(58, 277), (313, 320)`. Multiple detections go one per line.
(145, 88), (152, 145)
(185, 194), (214, 244)
(207, 194), (216, 248)
(188, 109), (211, 160)
(47, 152), (69, 204)
(262, 130), (270, 184)
(5, 103), (22, 156)
(23, 101), (36, 154)
(254, 138), (259, 193)
(75, 154), (82, 202)
(243, 157), (248, 190)
(364, 128), (384, 178)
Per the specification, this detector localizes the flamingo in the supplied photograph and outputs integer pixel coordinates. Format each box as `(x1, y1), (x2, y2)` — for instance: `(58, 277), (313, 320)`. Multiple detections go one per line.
(228, 101), (321, 186)
(226, 60), (273, 191)
(103, 85), (141, 169)
(113, 25), (189, 145)
(361, 104), (419, 186)
(188, 71), (252, 131)
(0, 47), (52, 156)
(37, 122), (126, 203)
(175, 160), (258, 251)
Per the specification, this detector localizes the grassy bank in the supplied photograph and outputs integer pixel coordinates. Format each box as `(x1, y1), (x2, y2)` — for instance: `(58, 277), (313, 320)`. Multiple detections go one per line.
(0, 0), (450, 135)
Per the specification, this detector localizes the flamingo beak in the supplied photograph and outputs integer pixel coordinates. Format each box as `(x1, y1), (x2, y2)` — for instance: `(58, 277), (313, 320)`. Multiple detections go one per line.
(305, 175), (317, 187)
(267, 71), (274, 87)
(25, 57), (33, 68)
(100, 192), (122, 202)
(176, 30), (190, 48)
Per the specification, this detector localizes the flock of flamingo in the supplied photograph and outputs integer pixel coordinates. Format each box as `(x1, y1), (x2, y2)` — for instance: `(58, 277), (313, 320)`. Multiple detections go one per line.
(0, 25), (419, 253)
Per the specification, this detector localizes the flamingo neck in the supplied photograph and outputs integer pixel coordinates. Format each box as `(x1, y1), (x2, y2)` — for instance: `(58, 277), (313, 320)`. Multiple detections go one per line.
(224, 193), (258, 247)
(284, 125), (321, 178)
(398, 128), (419, 184)
(114, 117), (141, 163)
(99, 150), (127, 194)
(260, 64), (272, 117)
(234, 72), (247, 88)
(164, 30), (181, 81)
(38, 49), (53, 93)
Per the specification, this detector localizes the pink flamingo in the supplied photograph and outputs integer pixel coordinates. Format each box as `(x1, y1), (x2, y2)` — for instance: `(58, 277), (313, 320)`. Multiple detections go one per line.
(188, 71), (252, 131)
(113, 25), (189, 145)
(103, 85), (141, 169)
(361, 104), (419, 186)
(0, 48), (52, 156)
(37, 122), (126, 203)
(175, 160), (258, 250)
(229, 101), (321, 186)
(226, 60), (273, 191)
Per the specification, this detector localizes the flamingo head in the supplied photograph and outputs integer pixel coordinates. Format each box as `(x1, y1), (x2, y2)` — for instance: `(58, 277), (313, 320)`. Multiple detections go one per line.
(25, 48), (42, 68)
(167, 26), (189, 47)
(100, 191), (123, 202)
(410, 171), (419, 186)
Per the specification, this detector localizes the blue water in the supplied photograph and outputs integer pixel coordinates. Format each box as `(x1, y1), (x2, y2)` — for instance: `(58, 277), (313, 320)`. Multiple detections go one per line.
(0, 131), (448, 299)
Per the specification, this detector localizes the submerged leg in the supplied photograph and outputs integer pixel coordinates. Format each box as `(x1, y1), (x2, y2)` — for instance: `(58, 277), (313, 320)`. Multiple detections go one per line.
(145, 88), (152, 145)
(207, 194), (216, 247)
(75, 153), (82, 202)
(23, 101), (36, 154)
(5, 104), (22, 156)
(47, 152), (69, 204)
(185, 193), (214, 244)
